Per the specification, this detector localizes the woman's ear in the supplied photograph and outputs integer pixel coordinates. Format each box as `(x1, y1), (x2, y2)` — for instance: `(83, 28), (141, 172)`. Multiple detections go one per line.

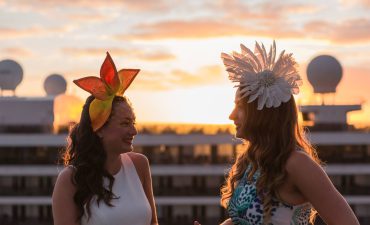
(96, 128), (104, 139)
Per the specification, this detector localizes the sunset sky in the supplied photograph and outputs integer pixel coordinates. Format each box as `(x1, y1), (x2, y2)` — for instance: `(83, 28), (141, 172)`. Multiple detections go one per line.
(1, 0), (370, 125)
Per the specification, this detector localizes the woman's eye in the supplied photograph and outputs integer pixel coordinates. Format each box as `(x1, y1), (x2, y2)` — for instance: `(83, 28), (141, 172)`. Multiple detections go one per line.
(121, 122), (136, 126)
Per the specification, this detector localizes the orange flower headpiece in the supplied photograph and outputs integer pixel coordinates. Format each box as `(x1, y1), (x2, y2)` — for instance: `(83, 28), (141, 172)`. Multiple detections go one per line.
(73, 52), (139, 132)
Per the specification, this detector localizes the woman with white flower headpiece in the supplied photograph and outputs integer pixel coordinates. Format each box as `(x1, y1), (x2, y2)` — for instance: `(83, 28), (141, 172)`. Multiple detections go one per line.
(194, 41), (359, 225)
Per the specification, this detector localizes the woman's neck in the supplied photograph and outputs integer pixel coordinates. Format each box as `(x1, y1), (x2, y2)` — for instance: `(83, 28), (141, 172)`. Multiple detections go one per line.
(105, 153), (122, 176)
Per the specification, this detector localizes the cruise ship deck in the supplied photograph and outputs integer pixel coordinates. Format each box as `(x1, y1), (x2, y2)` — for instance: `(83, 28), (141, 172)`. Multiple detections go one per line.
(0, 130), (369, 225)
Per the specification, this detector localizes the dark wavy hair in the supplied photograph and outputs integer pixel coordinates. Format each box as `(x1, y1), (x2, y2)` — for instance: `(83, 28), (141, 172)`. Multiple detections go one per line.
(221, 95), (321, 224)
(61, 95), (129, 222)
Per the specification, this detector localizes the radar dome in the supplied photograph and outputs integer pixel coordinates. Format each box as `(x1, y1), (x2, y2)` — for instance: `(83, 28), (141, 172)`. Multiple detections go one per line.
(44, 74), (67, 96)
(306, 55), (342, 93)
(0, 59), (23, 91)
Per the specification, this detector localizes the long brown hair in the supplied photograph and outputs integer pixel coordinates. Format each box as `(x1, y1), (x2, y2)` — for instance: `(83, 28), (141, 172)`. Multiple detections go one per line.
(221, 95), (321, 224)
(62, 95), (129, 222)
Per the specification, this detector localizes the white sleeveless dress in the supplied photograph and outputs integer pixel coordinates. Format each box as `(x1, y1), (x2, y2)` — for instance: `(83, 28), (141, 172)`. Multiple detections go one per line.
(81, 153), (152, 225)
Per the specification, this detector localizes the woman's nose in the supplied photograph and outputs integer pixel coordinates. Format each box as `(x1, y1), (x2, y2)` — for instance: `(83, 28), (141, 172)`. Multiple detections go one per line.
(229, 107), (236, 121)
(131, 125), (138, 136)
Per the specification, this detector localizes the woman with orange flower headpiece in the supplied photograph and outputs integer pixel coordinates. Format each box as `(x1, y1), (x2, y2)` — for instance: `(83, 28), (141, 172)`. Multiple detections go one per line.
(52, 53), (158, 225)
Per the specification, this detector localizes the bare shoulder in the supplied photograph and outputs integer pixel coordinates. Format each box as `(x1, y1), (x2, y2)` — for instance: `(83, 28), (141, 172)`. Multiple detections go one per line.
(285, 150), (329, 191)
(126, 152), (150, 175)
(52, 167), (77, 210)
(284, 151), (360, 225)
(56, 166), (75, 185)
(52, 166), (79, 225)
(127, 152), (149, 167)
(285, 150), (320, 174)
(53, 166), (76, 193)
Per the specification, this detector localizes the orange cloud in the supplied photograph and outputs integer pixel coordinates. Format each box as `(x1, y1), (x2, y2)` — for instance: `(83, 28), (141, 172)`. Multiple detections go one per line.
(115, 20), (301, 40)
(66, 13), (113, 23)
(61, 47), (175, 62)
(362, 0), (370, 7)
(116, 16), (370, 44)
(2, 47), (34, 58)
(0, 26), (72, 39)
(62, 48), (131, 57)
(339, 0), (370, 8)
(282, 3), (322, 13)
(171, 65), (225, 86)
(135, 51), (176, 61)
(63, 69), (96, 79)
(304, 19), (370, 44)
(5, 0), (170, 13)
(208, 1), (320, 21)
(132, 65), (225, 91)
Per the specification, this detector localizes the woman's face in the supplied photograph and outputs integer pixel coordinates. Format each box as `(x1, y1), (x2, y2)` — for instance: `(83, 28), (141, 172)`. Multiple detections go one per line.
(97, 101), (138, 155)
(229, 89), (246, 139)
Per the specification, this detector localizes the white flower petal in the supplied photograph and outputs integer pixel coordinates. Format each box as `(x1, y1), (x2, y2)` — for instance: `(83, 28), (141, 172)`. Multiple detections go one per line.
(258, 88), (268, 109)
(265, 89), (273, 108)
(248, 86), (264, 103)
(269, 85), (281, 108)
(274, 79), (292, 102)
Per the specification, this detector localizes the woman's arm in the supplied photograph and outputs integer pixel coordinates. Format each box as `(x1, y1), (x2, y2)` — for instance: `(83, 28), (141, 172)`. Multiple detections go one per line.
(129, 152), (159, 225)
(286, 151), (360, 225)
(52, 167), (80, 225)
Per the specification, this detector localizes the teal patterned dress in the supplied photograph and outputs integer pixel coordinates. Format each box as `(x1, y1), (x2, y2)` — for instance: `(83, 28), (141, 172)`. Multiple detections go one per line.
(227, 167), (311, 225)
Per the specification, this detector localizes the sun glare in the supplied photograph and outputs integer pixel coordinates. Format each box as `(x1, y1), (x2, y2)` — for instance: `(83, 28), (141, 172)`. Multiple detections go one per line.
(129, 85), (235, 124)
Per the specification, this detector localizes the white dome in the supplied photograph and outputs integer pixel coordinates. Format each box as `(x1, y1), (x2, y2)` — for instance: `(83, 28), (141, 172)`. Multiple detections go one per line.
(0, 59), (23, 91)
(44, 74), (67, 96)
(306, 55), (342, 93)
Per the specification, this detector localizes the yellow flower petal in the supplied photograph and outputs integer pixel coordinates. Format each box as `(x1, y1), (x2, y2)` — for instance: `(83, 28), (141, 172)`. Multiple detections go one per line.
(89, 96), (114, 132)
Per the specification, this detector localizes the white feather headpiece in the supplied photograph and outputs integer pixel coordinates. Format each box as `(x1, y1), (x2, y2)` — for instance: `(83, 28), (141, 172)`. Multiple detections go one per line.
(221, 41), (302, 110)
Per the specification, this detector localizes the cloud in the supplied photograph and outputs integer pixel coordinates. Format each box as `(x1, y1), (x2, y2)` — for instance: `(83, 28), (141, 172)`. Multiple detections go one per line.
(136, 51), (176, 61)
(61, 47), (176, 62)
(1, 47), (34, 58)
(4, 0), (170, 13)
(0, 26), (72, 39)
(171, 65), (224, 86)
(63, 69), (96, 79)
(109, 1), (368, 44)
(339, 0), (370, 8)
(206, 1), (321, 20)
(361, 0), (370, 8)
(118, 0), (170, 11)
(115, 20), (302, 40)
(281, 3), (323, 13)
(114, 2), (317, 41)
(133, 65), (225, 91)
(304, 18), (370, 44)
(330, 19), (370, 43)
(65, 13), (113, 23)
(61, 48), (130, 57)
(115, 16), (370, 44)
